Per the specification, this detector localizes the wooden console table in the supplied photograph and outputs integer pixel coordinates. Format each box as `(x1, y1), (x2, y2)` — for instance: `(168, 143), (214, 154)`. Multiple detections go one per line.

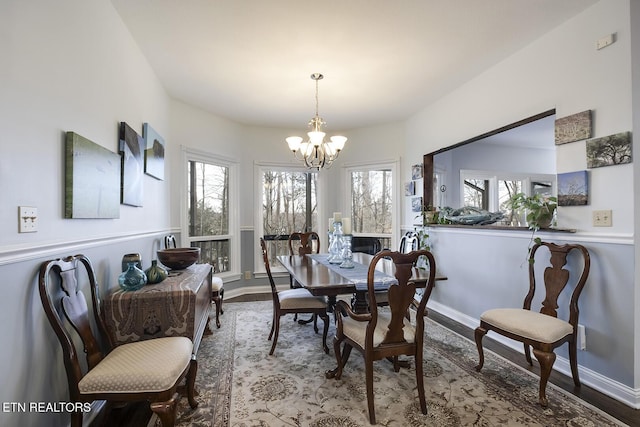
(103, 263), (212, 355)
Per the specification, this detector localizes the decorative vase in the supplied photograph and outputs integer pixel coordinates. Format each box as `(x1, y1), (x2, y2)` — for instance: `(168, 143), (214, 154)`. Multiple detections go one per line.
(145, 259), (168, 284)
(118, 262), (147, 291)
(121, 253), (142, 272)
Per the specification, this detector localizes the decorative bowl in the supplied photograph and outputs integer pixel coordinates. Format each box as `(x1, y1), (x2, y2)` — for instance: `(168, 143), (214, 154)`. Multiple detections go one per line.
(157, 247), (201, 270)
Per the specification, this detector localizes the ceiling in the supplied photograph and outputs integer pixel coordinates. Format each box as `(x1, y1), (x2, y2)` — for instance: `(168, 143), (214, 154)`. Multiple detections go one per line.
(110, 0), (597, 131)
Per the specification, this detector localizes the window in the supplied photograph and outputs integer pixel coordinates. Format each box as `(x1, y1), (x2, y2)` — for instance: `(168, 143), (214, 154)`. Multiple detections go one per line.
(257, 165), (318, 269)
(182, 148), (239, 278)
(345, 161), (399, 250)
(460, 169), (554, 226)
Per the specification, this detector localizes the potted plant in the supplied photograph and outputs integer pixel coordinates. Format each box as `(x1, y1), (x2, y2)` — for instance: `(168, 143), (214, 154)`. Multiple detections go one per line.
(416, 205), (440, 225)
(509, 193), (557, 231)
(509, 192), (558, 264)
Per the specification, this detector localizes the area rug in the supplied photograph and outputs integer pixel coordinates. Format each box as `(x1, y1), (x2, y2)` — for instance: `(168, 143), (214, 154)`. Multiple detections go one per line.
(162, 301), (626, 427)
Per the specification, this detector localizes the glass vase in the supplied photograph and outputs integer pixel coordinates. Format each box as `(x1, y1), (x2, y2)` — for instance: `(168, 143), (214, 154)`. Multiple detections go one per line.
(145, 259), (168, 284)
(119, 262), (147, 291)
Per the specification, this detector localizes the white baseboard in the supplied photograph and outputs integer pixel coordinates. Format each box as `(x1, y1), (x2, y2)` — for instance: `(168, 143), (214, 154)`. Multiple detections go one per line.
(426, 300), (640, 410)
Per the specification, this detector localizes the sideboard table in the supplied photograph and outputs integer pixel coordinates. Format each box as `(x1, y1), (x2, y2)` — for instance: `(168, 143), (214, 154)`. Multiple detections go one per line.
(103, 263), (213, 355)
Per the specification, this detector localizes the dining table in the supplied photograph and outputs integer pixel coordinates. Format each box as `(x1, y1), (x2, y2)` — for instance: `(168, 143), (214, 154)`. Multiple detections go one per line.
(277, 252), (446, 313)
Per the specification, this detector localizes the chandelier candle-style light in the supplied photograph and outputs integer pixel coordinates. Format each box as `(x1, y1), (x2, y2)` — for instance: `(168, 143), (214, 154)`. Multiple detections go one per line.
(286, 73), (347, 170)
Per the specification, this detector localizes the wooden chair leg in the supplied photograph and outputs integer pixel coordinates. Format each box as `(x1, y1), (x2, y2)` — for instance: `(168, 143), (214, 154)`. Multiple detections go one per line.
(568, 339), (581, 387)
(268, 308), (276, 340)
(150, 392), (179, 427)
(212, 295), (221, 328)
(365, 357), (376, 424)
(70, 410), (82, 427)
(269, 314), (281, 355)
(533, 348), (556, 407)
(474, 326), (487, 371)
(319, 312), (329, 354)
(186, 357), (199, 409)
(415, 351), (427, 416)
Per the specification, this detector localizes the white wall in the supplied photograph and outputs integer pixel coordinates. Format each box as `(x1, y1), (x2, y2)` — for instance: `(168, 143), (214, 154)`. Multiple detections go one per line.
(404, 0), (639, 404)
(0, 1), (176, 426)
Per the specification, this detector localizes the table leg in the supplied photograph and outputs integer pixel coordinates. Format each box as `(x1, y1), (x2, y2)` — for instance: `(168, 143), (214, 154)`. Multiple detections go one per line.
(352, 291), (368, 314)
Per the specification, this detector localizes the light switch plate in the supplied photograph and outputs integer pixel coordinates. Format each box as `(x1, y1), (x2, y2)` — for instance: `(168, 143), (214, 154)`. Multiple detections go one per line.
(592, 210), (612, 227)
(18, 206), (38, 233)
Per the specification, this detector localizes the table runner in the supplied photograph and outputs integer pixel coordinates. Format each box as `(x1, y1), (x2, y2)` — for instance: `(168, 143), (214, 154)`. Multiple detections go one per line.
(307, 253), (397, 291)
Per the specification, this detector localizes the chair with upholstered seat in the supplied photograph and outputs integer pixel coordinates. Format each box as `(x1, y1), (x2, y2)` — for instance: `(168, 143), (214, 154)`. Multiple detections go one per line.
(288, 231), (320, 323)
(260, 237), (330, 355)
(39, 254), (198, 427)
(329, 249), (436, 424)
(165, 234), (224, 328)
(399, 231), (419, 254)
(474, 241), (590, 407)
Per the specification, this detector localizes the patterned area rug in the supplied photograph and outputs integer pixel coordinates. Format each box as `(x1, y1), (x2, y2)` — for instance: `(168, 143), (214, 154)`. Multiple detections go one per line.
(160, 301), (626, 427)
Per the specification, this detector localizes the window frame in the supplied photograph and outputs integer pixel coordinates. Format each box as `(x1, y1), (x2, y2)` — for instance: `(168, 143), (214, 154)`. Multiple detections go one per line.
(181, 146), (240, 281)
(342, 159), (400, 250)
(254, 162), (325, 275)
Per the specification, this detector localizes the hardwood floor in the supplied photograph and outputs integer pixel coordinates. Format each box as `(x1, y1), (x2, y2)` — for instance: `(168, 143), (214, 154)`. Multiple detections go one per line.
(92, 296), (639, 427)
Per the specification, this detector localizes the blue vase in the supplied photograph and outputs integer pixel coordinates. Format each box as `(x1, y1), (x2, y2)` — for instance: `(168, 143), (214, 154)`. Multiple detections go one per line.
(145, 260), (168, 284)
(119, 262), (147, 291)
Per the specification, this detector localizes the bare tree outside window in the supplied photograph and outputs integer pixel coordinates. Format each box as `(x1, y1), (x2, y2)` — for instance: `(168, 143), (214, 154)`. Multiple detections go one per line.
(262, 170), (317, 258)
(188, 161), (230, 272)
(351, 169), (392, 234)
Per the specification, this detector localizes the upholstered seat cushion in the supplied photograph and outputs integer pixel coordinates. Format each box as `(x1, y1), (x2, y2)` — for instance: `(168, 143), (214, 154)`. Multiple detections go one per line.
(342, 312), (415, 347)
(78, 336), (193, 395)
(211, 277), (223, 292)
(278, 288), (326, 309)
(481, 308), (573, 343)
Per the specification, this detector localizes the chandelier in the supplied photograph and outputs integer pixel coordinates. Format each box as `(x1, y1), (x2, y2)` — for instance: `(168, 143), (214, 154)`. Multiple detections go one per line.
(285, 73), (347, 170)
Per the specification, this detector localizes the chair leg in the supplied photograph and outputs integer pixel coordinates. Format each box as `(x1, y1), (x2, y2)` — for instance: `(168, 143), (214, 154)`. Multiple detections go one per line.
(268, 309), (276, 340)
(415, 351), (427, 416)
(532, 348), (556, 407)
(474, 326), (487, 371)
(568, 338), (581, 387)
(219, 288), (224, 314)
(186, 356), (199, 409)
(150, 392), (179, 427)
(269, 314), (281, 355)
(319, 312), (329, 354)
(365, 356), (376, 424)
(212, 295), (221, 328)
(70, 410), (82, 427)
(524, 343), (533, 366)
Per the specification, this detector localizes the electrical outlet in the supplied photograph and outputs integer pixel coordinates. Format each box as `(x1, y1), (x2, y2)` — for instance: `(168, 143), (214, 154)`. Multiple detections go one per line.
(592, 210), (612, 227)
(596, 33), (614, 50)
(577, 324), (586, 350)
(244, 270), (252, 280)
(18, 206), (38, 233)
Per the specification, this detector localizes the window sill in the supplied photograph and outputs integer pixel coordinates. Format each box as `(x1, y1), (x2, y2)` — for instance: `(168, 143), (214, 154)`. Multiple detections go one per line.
(420, 223), (576, 233)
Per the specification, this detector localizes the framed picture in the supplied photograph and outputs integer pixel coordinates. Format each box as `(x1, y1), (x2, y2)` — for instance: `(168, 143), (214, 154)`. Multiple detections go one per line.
(586, 131), (632, 168)
(411, 197), (423, 212)
(411, 164), (423, 180)
(555, 110), (592, 145)
(143, 123), (165, 180)
(557, 170), (588, 206)
(65, 132), (120, 219)
(119, 122), (145, 207)
(404, 181), (415, 196)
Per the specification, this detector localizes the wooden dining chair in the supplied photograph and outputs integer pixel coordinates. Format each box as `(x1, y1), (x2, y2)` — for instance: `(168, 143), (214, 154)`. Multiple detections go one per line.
(260, 238), (330, 355)
(165, 234), (224, 328)
(287, 231), (321, 324)
(329, 249), (436, 424)
(474, 241), (590, 407)
(399, 231), (419, 254)
(38, 254), (198, 427)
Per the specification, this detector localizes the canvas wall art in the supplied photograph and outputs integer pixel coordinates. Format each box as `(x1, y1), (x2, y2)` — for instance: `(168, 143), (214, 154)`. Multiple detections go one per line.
(143, 122), (165, 180)
(557, 170), (588, 206)
(405, 181), (415, 196)
(586, 131), (632, 168)
(65, 132), (120, 219)
(119, 122), (145, 206)
(411, 164), (423, 180)
(555, 110), (592, 145)
(411, 197), (423, 212)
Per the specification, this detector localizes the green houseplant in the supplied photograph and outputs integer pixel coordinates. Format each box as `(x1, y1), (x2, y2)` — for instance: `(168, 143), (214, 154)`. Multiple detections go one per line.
(509, 192), (558, 264)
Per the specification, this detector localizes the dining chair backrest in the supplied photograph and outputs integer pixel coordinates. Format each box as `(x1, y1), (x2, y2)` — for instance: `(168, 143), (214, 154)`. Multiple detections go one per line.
(260, 238), (278, 297)
(288, 232), (320, 255)
(164, 234), (177, 249)
(398, 231), (419, 254)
